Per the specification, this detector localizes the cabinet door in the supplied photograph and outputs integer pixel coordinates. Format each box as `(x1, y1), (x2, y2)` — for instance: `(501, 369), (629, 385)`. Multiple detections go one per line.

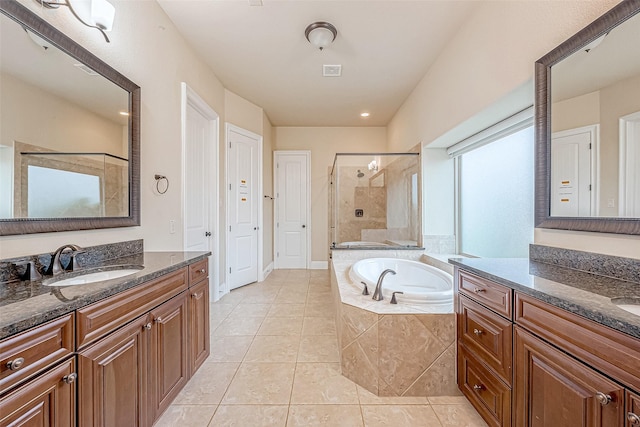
(78, 316), (149, 427)
(514, 327), (624, 427)
(0, 357), (75, 427)
(628, 391), (640, 427)
(149, 293), (188, 424)
(189, 279), (210, 376)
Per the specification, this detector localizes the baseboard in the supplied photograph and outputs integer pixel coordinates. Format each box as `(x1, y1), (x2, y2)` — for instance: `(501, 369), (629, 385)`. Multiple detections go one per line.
(310, 261), (329, 270)
(261, 262), (274, 280)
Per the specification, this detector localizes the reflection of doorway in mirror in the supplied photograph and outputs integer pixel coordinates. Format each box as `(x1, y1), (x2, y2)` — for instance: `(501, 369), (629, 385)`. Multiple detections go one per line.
(619, 111), (640, 217)
(551, 125), (599, 217)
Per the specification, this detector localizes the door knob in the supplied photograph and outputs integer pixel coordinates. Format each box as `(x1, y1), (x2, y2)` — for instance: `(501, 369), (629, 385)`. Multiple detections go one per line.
(205, 232), (212, 237)
(253, 227), (257, 230)
(302, 224), (306, 228)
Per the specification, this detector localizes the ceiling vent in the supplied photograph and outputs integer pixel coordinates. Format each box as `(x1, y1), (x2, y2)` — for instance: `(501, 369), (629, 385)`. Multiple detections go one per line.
(323, 64), (342, 77)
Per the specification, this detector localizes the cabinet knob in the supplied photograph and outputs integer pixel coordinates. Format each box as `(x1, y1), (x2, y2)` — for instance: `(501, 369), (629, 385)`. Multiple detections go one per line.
(473, 329), (483, 336)
(595, 392), (612, 406)
(473, 287), (485, 294)
(473, 384), (484, 391)
(144, 322), (152, 330)
(154, 317), (163, 323)
(628, 412), (640, 425)
(199, 268), (206, 274)
(6, 357), (25, 371)
(62, 373), (77, 384)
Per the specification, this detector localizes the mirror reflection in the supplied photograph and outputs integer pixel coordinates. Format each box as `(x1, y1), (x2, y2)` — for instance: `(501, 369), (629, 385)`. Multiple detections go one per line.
(0, 11), (130, 220)
(550, 11), (640, 218)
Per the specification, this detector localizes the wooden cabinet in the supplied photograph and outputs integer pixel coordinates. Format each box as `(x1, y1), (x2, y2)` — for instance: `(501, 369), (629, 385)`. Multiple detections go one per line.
(78, 315), (149, 427)
(149, 293), (188, 423)
(627, 391), (640, 426)
(514, 326), (624, 427)
(0, 357), (76, 427)
(188, 279), (210, 376)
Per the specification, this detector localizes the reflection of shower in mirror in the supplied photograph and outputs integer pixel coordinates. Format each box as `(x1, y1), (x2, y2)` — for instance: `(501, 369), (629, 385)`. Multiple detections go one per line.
(357, 169), (365, 178)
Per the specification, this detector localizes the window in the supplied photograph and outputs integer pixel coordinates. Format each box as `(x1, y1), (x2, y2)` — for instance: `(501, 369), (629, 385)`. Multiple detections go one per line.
(450, 108), (534, 258)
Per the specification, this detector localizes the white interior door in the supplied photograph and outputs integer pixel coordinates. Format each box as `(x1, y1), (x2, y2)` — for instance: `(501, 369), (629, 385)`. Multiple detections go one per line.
(275, 151), (310, 269)
(619, 111), (640, 217)
(228, 126), (259, 289)
(551, 126), (598, 217)
(182, 83), (219, 299)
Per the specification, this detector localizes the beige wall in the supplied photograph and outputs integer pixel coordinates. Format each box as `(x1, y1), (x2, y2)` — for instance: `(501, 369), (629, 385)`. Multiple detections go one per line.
(1, 0), (228, 263)
(262, 112), (274, 268)
(388, 0), (639, 259)
(274, 127), (387, 263)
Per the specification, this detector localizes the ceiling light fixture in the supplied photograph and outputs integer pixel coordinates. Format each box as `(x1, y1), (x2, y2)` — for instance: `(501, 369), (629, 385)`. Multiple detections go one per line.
(119, 111), (130, 116)
(305, 22), (337, 51)
(360, 112), (370, 118)
(34, 0), (115, 43)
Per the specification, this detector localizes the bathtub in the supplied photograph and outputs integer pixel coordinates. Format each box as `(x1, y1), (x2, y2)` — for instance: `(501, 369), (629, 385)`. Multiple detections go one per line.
(349, 258), (453, 305)
(337, 241), (390, 247)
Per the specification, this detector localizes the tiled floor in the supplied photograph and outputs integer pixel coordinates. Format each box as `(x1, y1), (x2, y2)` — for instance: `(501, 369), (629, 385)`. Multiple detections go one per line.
(155, 269), (488, 427)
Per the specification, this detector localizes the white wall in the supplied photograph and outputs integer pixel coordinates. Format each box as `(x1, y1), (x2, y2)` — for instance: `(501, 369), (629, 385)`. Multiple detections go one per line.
(388, 0), (639, 260)
(1, 0), (227, 260)
(274, 127), (387, 262)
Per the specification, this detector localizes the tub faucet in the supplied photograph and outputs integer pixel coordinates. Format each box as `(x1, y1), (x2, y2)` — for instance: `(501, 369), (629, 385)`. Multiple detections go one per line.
(47, 244), (85, 276)
(372, 269), (396, 301)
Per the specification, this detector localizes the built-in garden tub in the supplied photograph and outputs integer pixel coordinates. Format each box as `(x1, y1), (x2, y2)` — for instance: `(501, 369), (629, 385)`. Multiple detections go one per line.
(330, 250), (459, 398)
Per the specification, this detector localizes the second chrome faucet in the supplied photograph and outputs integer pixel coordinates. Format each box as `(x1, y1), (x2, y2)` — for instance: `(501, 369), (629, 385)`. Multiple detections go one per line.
(372, 268), (396, 301)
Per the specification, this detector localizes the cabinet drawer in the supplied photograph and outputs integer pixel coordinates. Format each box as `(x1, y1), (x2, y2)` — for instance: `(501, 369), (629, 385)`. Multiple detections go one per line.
(458, 343), (511, 427)
(458, 270), (512, 318)
(76, 268), (187, 349)
(628, 391), (640, 427)
(188, 259), (208, 286)
(515, 293), (640, 392)
(458, 294), (513, 385)
(0, 313), (74, 394)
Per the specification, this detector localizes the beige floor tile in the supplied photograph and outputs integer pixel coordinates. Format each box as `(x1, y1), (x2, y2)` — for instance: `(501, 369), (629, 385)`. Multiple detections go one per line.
(267, 303), (306, 318)
(242, 293), (279, 304)
(173, 362), (239, 405)
(217, 292), (247, 306)
(210, 405), (288, 427)
(213, 316), (264, 336)
(258, 317), (304, 336)
(298, 336), (340, 362)
(211, 303), (237, 317)
(431, 403), (489, 427)
(428, 396), (471, 405)
(276, 290), (309, 304)
(356, 386), (429, 405)
(229, 303), (272, 317)
(361, 405), (442, 427)
(210, 336), (254, 362)
(291, 363), (359, 404)
(286, 405), (363, 426)
(154, 404), (216, 427)
(221, 363), (296, 404)
(302, 317), (337, 336)
(304, 302), (335, 318)
(244, 335), (300, 362)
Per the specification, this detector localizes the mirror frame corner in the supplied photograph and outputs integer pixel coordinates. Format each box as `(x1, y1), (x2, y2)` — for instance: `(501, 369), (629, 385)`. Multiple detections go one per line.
(0, 0), (140, 236)
(534, 0), (640, 235)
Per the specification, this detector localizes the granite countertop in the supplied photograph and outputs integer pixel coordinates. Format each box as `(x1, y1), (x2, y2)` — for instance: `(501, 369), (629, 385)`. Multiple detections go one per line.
(448, 257), (640, 340)
(0, 251), (210, 340)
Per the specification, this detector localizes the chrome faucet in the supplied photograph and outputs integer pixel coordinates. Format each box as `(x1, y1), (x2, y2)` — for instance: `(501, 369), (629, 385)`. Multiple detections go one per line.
(47, 244), (85, 276)
(372, 269), (396, 301)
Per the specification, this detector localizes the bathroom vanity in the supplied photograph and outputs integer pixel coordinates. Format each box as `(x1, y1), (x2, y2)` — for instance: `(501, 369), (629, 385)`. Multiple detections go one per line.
(0, 251), (210, 427)
(450, 257), (640, 427)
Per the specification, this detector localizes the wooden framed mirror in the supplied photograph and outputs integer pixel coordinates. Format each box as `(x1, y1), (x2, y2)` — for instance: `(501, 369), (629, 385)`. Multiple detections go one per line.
(0, 0), (140, 235)
(535, 0), (640, 235)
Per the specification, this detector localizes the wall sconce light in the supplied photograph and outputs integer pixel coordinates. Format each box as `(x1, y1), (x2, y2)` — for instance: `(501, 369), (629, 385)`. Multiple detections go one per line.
(305, 22), (337, 51)
(35, 0), (115, 42)
(368, 160), (378, 172)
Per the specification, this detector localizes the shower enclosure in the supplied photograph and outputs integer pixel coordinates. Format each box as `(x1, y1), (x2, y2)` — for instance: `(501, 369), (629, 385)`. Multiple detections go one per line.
(330, 152), (421, 249)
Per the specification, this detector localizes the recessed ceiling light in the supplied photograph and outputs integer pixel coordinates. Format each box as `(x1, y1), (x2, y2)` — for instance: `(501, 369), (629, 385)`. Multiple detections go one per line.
(119, 111), (130, 116)
(360, 112), (370, 118)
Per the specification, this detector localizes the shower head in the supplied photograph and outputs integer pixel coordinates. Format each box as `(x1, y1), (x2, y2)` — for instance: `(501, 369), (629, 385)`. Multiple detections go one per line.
(357, 169), (365, 178)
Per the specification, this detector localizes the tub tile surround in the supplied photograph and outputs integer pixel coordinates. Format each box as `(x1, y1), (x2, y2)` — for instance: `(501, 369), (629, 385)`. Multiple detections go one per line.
(331, 250), (460, 398)
(0, 239), (210, 338)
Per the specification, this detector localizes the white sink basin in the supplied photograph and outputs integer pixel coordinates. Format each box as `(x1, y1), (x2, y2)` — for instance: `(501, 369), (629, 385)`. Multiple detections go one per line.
(611, 297), (640, 316)
(44, 267), (143, 287)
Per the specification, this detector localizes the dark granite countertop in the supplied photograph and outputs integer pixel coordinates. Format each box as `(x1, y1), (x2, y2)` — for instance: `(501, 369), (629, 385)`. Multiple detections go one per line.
(0, 251), (210, 340)
(448, 257), (640, 340)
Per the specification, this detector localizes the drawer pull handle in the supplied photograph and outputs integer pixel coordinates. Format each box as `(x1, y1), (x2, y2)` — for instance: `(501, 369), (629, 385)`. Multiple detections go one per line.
(154, 317), (163, 323)
(199, 269), (206, 274)
(6, 357), (25, 371)
(62, 373), (77, 384)
(595, 392), (612, 406)
(473, 329), (483, 336)
(628, 412), (640, 425)
(144, 322), (152, 330)
(473, 288), (485, 294)
(473, 384), (484, 391)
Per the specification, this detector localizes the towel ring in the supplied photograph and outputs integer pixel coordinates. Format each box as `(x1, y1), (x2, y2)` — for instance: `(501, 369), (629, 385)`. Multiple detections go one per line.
(155, 174), (169, 194)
